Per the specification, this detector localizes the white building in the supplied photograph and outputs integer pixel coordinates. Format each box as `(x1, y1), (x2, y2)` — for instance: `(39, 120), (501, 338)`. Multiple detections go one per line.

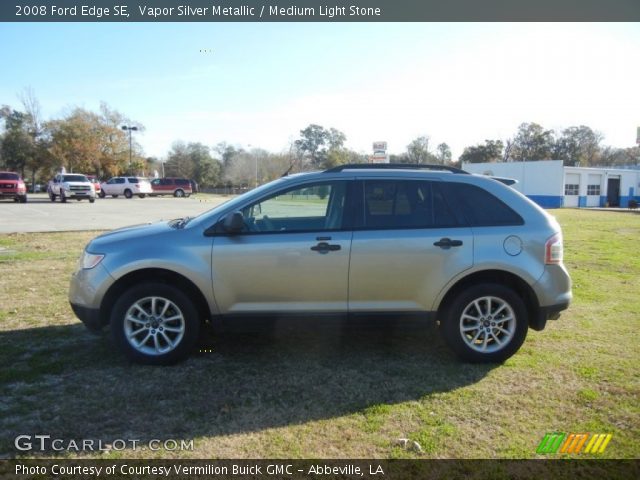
(462, 160), (640, 208)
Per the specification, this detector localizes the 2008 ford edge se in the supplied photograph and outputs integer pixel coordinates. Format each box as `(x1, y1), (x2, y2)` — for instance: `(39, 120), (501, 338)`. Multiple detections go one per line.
(69, 164), (571, 364)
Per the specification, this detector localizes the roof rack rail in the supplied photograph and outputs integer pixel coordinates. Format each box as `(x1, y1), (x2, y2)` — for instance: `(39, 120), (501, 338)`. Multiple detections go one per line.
(323, 163), (468, 174)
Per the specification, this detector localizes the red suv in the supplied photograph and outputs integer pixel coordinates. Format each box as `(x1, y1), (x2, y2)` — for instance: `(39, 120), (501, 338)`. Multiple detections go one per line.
(0, 172), (28, 203)
(150, 177), (193, 197)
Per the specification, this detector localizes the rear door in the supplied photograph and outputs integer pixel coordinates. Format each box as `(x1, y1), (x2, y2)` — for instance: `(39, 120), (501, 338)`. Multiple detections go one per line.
(211, 180), (352, 313)
(348, 179), (473, 312)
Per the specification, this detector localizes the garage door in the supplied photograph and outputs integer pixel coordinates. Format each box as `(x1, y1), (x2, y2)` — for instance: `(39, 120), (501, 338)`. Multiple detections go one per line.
(564, 173), (580, 207)
(587, 174), (602, 207)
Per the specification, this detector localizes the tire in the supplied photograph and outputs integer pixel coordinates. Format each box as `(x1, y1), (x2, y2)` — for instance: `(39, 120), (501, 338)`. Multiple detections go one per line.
(49, 192), (56, 202)
(110, 283), (201, 365)
(138, 194), (146, 198)
(89, 198), (95, 203)
(440, 283), (528, 363)
(174, 189), (185, 198)
(98, 190), (105, 198)
(19, 195), (27, 203)
(60, 191), (67, 203)
(124, 189), (133, 199)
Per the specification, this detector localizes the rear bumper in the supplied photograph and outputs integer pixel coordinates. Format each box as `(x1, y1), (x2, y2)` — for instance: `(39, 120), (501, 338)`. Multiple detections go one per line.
(70, 303), (103, 332)
(530, 300), (571, 331)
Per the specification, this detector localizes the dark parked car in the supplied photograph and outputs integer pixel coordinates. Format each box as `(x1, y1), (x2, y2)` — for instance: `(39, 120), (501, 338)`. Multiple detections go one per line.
(150, 177), (193, 197)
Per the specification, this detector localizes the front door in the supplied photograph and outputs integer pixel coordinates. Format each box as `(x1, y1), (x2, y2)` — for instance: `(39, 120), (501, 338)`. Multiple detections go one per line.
(607, 178), (620, 207)
(211, 180), (352, 313)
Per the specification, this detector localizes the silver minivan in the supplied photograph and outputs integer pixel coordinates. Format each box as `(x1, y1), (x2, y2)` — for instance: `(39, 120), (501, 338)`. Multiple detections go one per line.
(69, 164), (571, 364)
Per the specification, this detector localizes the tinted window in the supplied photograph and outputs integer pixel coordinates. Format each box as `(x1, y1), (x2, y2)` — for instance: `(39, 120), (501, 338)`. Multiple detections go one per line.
(240, 181), (347, 233)
(115, 178), (125, 184)
(128, 177), (142, 183)
(62, 175), (88, 182)
(176, 179), (189, 185)
(0, 173), (19, 180)
(361, 180), (457, 229)
(446, 183), (523, 226)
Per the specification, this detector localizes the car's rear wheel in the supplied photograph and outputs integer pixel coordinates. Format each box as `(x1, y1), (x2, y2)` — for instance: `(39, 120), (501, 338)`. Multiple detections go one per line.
(19, 195), (27, 203)
(110, 283), (201, 365)
(60, 191), (67, 203)
(98, 190), (105, 198)
(174, 189), (185, 198)
(440, 284), (528, 363)
(49, 192), (56, 201)
(124, 189), (133, 199)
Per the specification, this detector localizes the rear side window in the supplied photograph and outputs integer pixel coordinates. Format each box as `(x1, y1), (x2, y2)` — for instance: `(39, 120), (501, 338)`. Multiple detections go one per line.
(360, 180), (458, 229)
(128, 177), (142, 183)
(445, 183), (524, 226)
(176, 179), (190, 185)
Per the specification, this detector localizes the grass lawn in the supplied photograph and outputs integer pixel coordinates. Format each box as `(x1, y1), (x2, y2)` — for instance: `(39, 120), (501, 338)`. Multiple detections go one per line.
(0, 210), (638, 459)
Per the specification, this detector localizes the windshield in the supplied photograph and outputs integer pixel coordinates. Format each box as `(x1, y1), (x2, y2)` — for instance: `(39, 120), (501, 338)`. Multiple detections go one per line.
(62, 175), (89, 182)
(0, 173), (19, 180)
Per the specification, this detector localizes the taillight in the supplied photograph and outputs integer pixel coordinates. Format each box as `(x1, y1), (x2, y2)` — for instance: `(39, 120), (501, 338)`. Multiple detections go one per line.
(545, 233), (563, 265)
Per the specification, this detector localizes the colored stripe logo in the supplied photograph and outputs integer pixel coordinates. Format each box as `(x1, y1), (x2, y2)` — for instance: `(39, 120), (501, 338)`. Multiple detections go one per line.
(537, 433), (612, 454)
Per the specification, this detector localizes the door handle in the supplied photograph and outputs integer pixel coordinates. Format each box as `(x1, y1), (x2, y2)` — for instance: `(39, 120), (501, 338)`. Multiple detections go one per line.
(310, 242), (341, 253)
(433, 238), (463, 248)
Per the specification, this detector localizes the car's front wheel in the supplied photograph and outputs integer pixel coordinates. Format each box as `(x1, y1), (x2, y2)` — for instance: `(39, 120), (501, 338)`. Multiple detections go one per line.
(110, 283), (201, 365)
(440, 284), (528, 363)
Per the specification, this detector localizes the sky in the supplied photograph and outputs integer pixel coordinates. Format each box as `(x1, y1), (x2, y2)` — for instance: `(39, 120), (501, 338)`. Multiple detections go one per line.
(1, 22), (638, 160)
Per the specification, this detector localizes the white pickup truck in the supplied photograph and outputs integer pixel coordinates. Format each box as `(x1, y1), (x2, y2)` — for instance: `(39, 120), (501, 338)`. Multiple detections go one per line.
(48, 174), (96, 203)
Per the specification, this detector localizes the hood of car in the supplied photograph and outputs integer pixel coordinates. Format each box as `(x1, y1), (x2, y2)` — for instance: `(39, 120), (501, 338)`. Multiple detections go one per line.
(88, 221), (173, 251)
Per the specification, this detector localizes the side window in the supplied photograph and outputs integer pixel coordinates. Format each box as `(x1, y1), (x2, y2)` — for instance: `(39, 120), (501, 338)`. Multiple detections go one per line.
(445, 183), (524, 226)
(116, 178), (125, 184)
(151, 179), (160, 186)
(107, 178), (115, 184)
(239, 181), (347, 233)
(361, 180), (457, 229)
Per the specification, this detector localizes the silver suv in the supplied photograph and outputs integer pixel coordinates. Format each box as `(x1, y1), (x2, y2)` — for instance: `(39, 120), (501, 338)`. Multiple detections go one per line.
(69, 164), (571, 364)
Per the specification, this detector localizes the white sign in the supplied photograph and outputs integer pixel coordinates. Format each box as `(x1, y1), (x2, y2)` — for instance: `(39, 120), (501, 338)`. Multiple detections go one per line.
(373, 141), (387, 152)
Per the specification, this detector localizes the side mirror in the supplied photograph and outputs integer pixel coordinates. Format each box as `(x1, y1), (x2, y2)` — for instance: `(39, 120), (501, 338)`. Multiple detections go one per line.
(223, 211), (245, 234)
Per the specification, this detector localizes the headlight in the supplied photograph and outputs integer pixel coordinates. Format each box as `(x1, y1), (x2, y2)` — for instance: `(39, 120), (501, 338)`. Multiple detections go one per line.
(78, 251), (105, 270)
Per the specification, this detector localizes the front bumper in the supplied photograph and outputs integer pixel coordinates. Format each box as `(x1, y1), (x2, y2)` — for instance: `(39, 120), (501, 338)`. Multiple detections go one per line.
(70, 303), (103, 332)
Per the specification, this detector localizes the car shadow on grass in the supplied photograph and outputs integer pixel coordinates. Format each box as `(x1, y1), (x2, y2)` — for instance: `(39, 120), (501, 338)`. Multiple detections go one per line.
(0, 319), (496, 456)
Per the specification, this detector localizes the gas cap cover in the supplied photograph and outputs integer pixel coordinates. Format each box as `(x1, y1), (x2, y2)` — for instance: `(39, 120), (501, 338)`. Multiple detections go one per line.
(503, 235), (523, 256)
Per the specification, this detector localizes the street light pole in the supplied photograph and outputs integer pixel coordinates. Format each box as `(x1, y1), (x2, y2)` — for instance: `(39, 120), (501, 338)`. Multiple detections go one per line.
(121, 125), (138, 169)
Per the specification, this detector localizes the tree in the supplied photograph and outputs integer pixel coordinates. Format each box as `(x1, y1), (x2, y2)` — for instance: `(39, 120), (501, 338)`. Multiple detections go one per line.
(46, 104), (141, 176)
(293, 124), (347, 170)
(165, 142), (221, 187)
(406, 136), (433, 164)
(510, 122), (555, 161)
(435, 143), (452, 164)
(554, 125), (603, 166)
(459, 140), (504, 164)
(0, 108), (33, 177)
